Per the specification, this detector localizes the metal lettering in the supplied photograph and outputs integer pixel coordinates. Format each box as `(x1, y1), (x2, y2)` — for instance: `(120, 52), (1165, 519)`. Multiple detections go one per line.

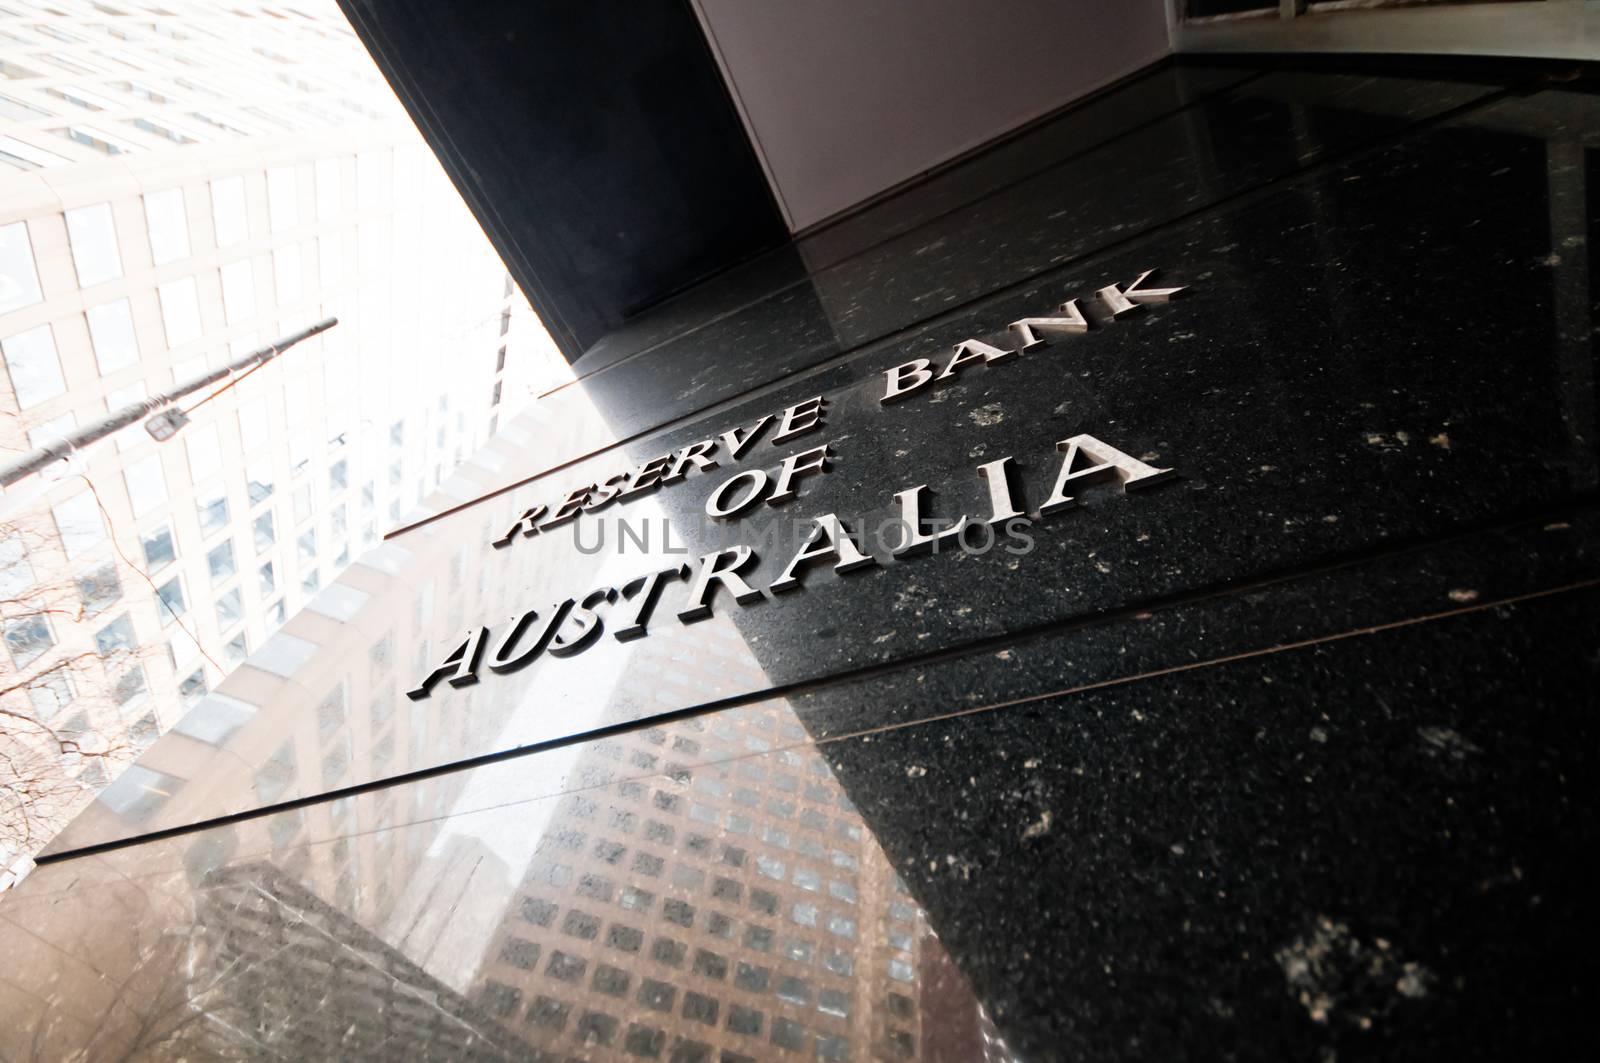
(881, 359), (934, 405)
(548, 587), (617, 657)
(976, 456), (1024, 524)
(706, 469), (770, 520)
(768, 443), (832, 506)
(614, 564), (690, 641)
(661, 439), (719, 485)
(540, 484), (594, 529)
(405, 627), (487, 699)
(487, 604), (568, 673)
(719, 414), (773, 459)
(491, 505), (547, 548)
(677, 546), (765, 622)
(1008, 299), (1088, 349)
(769, 514), (878, 594)
(1096, 269), (1186, 318)
(936, 339), (1015, 382)
(889, 484), (969, 556)
(1040, 433), (1173, 515)
(772, 395), (827, 444)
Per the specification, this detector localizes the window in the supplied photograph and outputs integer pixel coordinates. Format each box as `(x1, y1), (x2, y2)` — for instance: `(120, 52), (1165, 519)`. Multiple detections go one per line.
(184, 423), (221, 482)
(252, 510), (275, 552)
(1, 134), (70, 171)
(94, 613), (138, 658)
(315, 157), (341, 220)
(28, 672), (73, 721)
(178, 667), (207, 706)
(25, 412), (73, 450)
(1, 323), (65, 408)
(496, 346), (506, 372)
(54, 492), (106, 559)
(105, 380), (146, 451)
(317, 231), (341, 284)
(246, 460), (273, 503)
(266, 165), (297, 232)
(294, 483), (313, 524)
(111, 665), (148, 711)
(155, 575), (185, 623)
(0, 92), (49, 121)
(3, 615), (52, 668)
(210, 174), (247, 247)
(330, 502), (346, 538)
(273, 245), (301, 302)
(224, 631), (248, 665)
(197, 487), (228, 536)
(258, 559), (275, 595)
(123, 453), (167, 516)
(267, 597), (286, 630)
(238, 400), (268, 452)
(0, 220), (43, 314)
(328, 459), (347, 493)
(140, 524), (176, 570)
(143, 187), (189, 264)
(214, 586), (243, 629)
(85, 298), (140, 376)
(219, 258), (254, 323)
(301, 567), (319, 594)
(43, 84), (119, 110)
(75, 561), (120, 616)
(206, 540), (236, 585)
(53, 123), (139, 155)
(157, 276), (202, 347)
(64, 202), (123, 287)
(0, 535), (33, 599)
(389, 419), (404, 447)
(297, 527), (316, 566)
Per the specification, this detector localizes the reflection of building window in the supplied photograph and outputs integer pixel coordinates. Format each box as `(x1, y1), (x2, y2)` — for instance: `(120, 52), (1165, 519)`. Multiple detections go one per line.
(210, 174), (248, 247)
(27, 671), (74, 721)
(206, 539), (236, 584)
(258, 559), (276, 596)
(75, 561), (121, 616)
(197, 487), (229, 537)
(224, 632), (247, 666)
(64, 202), (123, 287)
(3, 615), (52, 668)
(0, 323), (63, 407)
(178, 666), (206, 705)
(94, 612), (138, 658)
(249, 511), (274, 554)
(214, 586), (243, 628)
(112, 664), (148, 709)
(85, 297), (140, 376)
(141, 524), (178, 571)
(143, 187), (190, 265)
(155, 575), (186, 623)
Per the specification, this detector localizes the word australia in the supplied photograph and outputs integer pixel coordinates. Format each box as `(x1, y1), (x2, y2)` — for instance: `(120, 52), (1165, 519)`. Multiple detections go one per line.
(489, 269), (1185, 549)
(408, 433), (1173, 699)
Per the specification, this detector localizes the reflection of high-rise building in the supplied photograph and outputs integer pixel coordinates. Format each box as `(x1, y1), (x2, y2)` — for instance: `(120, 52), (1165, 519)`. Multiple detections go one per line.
(463, 684), (995, 1062)
(0, 1), (560, 872)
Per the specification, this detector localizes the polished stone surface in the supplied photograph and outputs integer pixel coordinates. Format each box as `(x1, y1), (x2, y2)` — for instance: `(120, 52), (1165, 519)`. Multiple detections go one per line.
(6, 59), (1598, 1061)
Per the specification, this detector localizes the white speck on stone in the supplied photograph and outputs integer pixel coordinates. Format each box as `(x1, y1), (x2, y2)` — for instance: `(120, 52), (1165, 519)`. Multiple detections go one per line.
(1429, 433), (1451, 449)
(969, 403), (1004, 427)
(1447, 588), (1479, 603)
(1021, 810), (1052, 840)
(905, 765), (926, 778)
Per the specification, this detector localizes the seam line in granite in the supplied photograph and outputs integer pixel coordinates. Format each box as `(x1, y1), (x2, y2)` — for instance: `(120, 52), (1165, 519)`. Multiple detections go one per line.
(38, 499), (1596, 866)
(383, 78), (1521, 542)
(547, 65), (1267, 393)
(29, 572), (1600, 881)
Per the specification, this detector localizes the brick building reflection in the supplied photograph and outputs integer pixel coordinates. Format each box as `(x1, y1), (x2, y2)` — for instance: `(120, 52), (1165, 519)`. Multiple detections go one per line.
(462, 624), (1014, 1062)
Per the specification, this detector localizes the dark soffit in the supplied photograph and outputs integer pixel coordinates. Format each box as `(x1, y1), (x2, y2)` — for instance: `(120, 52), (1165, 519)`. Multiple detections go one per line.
(338, 0), (788, 361)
